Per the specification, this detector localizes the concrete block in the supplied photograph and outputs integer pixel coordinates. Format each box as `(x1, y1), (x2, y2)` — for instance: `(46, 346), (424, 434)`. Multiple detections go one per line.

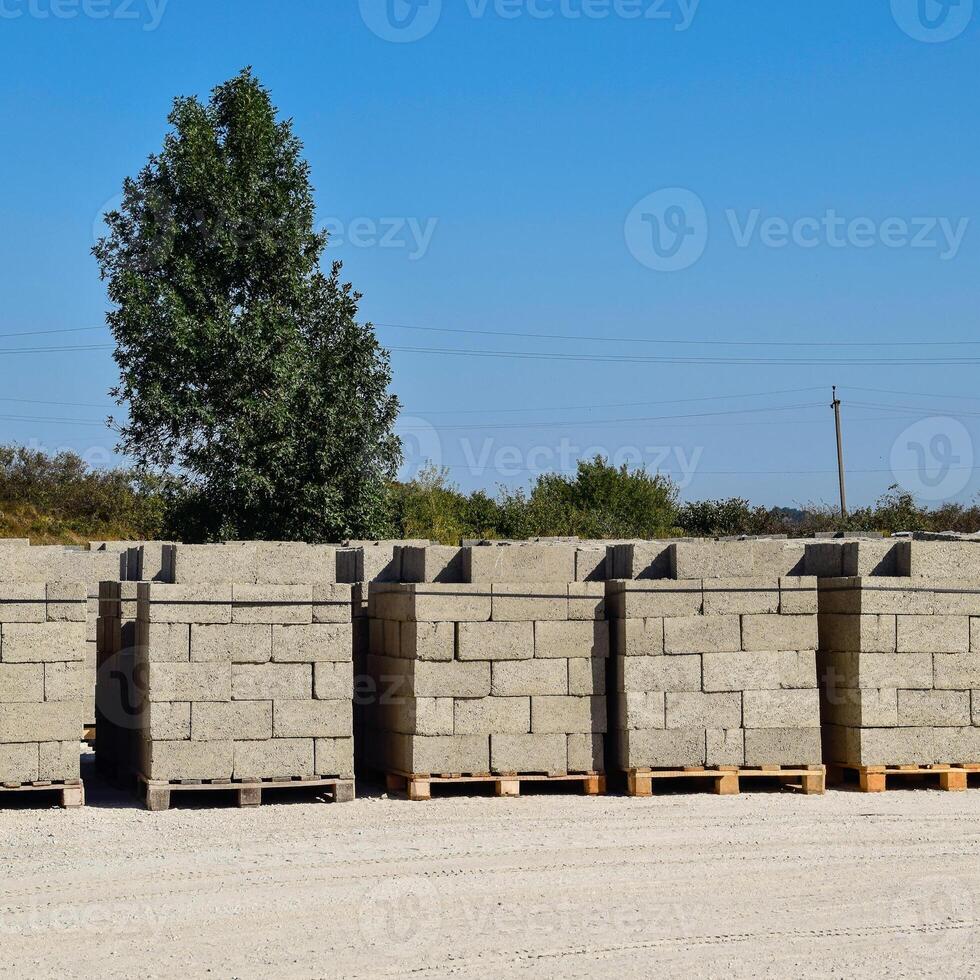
(454, 697), (531, 735)
(313, 584), (354, 624)
(232, 663), (312, 701)
(535, 620), (609, 660)
(0, 583), (46, 623)
(385, 733), (489, 775)
(140, 622), (190, 662)
(568, 582), (606, 620)
(934, 653), (980, 689)
(46, 582), (88, 622)
(464, 543), (575, 584)
(142, 738), (234, 779)
(820, 651), (934, 690)
(490, 733), (567, 775)
(272, 623), (352, 663)
(167, 543), (258, 585)
(753, 540), (807, 576)
(617, 655), (702, 694)
(43, 662), (86, 702)
(0, 702), (81, 741)
(0, 663), (44, 702)
(141, 584), (233, 625)
(742, 689), (820, 729)
(232, 585), (312, 625)
(608, 541), (672, 580)
(0, 743), (39, 783)
(191, 624), (271, 664)
(671, 541), (755, 579)
(376, 697), (454, 736)
(805, 542), (844, 578)
(383, 620), (401, 658)
(253, 542), (338, 585)
(606, 581), (702, 619)
(666, 692), (741, 729)
(907, 541), (980, 578)
(841, 540), (906, 577)
(233, 738), (315, 778)
(568, 658), (605, 696)
(38, 740), (79, 781)
(779, 577), (818, 615)
(411, 584), (492, 623)
(400, 621), (455, 662)
(743, 728), (821, 765)
(147, 662), (231, 703)
(314, 661), (353, 700)
(702, 578), (778, 615)
(567, 733), (603, 772)
(314, 737), (354, 778)
(702, 650), (816, 693)
(741, 615), (817, 652)
(491, 659), (568, 696)
(856, 579), (936, 616)
(530, 695), (605, 734)
(896, 690), (971, 727)
(0, 622), (86, 662)
(819, 614), (896, 653)
(273, 700), (352, 738)
(615, 618), (664, 657)
(574, 548), (608, 583)
(617, 691), (665, 730)
(896, 615), (969, 653)
(411, 660), (491, 698)
(820, 687), (898, 728)
(190, 701), (271, 740)
(705, 728), (745, 766)
(457, 621), (533, 661)
(618, 728), (705, 769)
(491, 584), (566, 622)
(664, 615), (740, 655)
(399, 546), (464, 583)
(823, 725), (939, 767)
(146, 702), (191, 740)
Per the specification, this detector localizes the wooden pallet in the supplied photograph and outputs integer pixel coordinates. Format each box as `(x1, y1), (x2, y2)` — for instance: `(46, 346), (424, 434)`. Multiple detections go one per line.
(137, 774), (355, 811)
(83, 725), (96, 744)
(385, 770), (606, 801)
(626, 765), (825, 797)
(0, 780), (84, 808)
(827, 763), (980, 793)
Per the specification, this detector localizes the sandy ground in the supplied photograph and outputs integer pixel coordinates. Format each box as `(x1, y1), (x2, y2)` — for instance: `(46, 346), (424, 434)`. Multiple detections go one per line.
(1, 756), (980, 979)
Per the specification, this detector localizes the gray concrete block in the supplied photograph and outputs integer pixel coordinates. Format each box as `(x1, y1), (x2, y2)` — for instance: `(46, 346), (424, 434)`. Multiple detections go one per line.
(376, 697), (454, 736)
(383, 619), (401, 658)
(464, 543), (576, 584)
(192, 701), (273, 740)
(273, 700), (352, 738)
(232, 585), (312, 625)
(43, 662), (86, 702)
(819, 614), (896, 653)
(167, 543), (258, 585)
(457, 621), (533, 661)
(146, 702), (191, 740)
(841, 540), (907, 577)
(702, 650), (816, 693)
(615, 618), (664, 657)
(617, 691), (665, 730)
(702, 579), (778, 615)
(567, 582), (606, 621)
(567, 733), (603, 772)
(804, 542), (844, 578)
(314, 661), (353, 700)
(454, 697), (530, 735)
(38, 740), (80, 781)
(606, 580), (702, 619)
(666, 692), (741, 729)
(314, 736), (354, 778)
(742, 689), (820, 729)
(271, 623), (352, 663)
(574, 548), (608, 583)
(0, 701), (81, 741)
(819, 687), (898, 728)
(617, 655), (702, 694)
(384, 733), (490, 775)
(0, 743), (39, 783)
(140, 622), (191, 662)
(934, 653), (980, 689)
(743, 727), (821, 765)
(411, 660), (491, 698)
(856, 580), (936, 616)
(664, 615), (740, 655)
(568, 658), (605, 696)
(46, 582), (87, 622)
(897, 689), (971, 727)
(823, 725), (939, 767)
(313, 584), (354, 624)
(741, 615), (817, 653)
(530, 695), (605, 734)
(141, 584), (233, 625)
(147, 662), (231, 703)
(535, 620), (609, 660)
(253, 542), (338, 585)
(491, 584), (566, 622)
(618, 728), (705, 769)
(907, 541), (980, 578)
(232, 663), (312, 701)
(399, 546), (464, 583)
(779, 577), (818, 615)
(491, 659), (568, 696)
(400, 621), (455, 662)
(0, 663), (44, 702)
(820, 650), (934, 690)
(490, 733), (567, 775)
(0, 622), (86, 662)
(896, 615), (969, 653)
(409, 584), (493, 623)
(190, 624), (271, 664)
(671, 541), (755, 579)
(233, 738), (315, 779)
(608, 541), (672, 580)
(705, 728), (745, 766)
(142, 736), (234, 781)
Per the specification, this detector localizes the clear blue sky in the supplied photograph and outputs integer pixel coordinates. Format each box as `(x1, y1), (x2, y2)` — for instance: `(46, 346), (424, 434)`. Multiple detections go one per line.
(1, 0), (978, 511)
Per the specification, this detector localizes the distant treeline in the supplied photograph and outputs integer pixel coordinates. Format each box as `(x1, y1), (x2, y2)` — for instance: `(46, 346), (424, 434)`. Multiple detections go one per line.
(2, 447), (978, 545)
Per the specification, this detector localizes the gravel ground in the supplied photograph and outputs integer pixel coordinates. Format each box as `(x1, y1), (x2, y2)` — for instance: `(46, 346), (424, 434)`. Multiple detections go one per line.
(1, 754), (979, 978)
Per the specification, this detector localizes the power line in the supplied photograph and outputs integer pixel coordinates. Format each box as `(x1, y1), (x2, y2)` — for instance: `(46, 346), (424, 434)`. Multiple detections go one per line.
(0, 345), (113, 355)
(0, 396), (116, 410)
(0, 326), (106, 340)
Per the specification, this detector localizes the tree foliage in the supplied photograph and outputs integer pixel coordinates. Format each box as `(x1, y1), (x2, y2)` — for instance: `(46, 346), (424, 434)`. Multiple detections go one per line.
(93, 69), (400, 542)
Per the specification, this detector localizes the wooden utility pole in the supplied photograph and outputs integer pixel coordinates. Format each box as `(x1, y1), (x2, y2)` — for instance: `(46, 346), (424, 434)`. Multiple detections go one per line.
(831, 386), (847, 518)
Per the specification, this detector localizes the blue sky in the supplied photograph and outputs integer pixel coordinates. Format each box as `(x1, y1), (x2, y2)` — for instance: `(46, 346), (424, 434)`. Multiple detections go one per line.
(1, 0), (978, 510)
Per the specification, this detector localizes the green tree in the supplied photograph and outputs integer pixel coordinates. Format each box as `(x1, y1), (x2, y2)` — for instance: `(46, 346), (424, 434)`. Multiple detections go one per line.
(94, 69), (400, 542)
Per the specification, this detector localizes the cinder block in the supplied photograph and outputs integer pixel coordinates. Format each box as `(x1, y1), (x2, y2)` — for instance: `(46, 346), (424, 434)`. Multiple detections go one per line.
(568, 658), (605, 696)
(934, 653), (980, 689)
(140, 622), (190, 662)
(272, 623), (352, 663)
(741, 615), (817, 652)
(192, 701), (272, 740)
(453, 697), (530, 735)
(805, 542), (844, 578)
(457, 621), (533, 661)
(907, 540), (980, 578)
(141, 584), (233, 625)
(820, 687), (898, 728)
(530, 695), (605, 734)
(232, 663), (312, 701)
(743, 727), (821, 765)
(376, 697), (454, 736)
(706, 728), (745, 766)
(702, 650), (816, 693)
(383, 620), (401, 658)
(141, 738), (234, 780)
(608, 541), (672, 580)
(702, 579), (778, 615)
(819, 614), (896, 653)
(399, 546), (464, 583)
(385, 733), (489, 775)
(742, 689), (820, 729)
(779, 577), (818, 615)
(567, 733), (603, 772)
(0, 663), (44, 702)
(490, 733), (567, 775)
(491, 584), (566, 622)
(273, 700), (352, 738)
(411, 660), (491, 698)
(464, 543), (576, 584)
(0, 622), (86, 662)
(314, 737), (354, 778)
(410, 584), (492, 623)
(535, 620), (609, 660)
(664, 615), (740, 655)
(618, 728), (705, 769)
(0, 743), (39, 783)
(0, 702), (81, 741)
(896, 615), (969, 654)
(666, 692), (741, 729)
(617, 655), (702, 694)
(617, 691), (665, 730)
(823, 725), (940, 767)
(606, 581), (702, 619)
(43, 662), (86, 702)
(568, 582), (605, 620)
(190, 624), (271, 664)
(146, 702), (191, 740)
(841, 540), (907, 577)
(233, 738), (314, 778)
(313, 584), (354, 624)
(46, 582), (88, 622)
(615, 618), (664, 657)
(38, 740), (79, 781)
(146, 662), (231, 703)
(896, 689), (971, 727)
(0, 583), (46, 622)
(671, 541), (754, 579)
(253, 542), (338, 585)
(574, 548), (608, 583)
(856, 579), (936, 616)
(820, 650), (934, 691)
(232, 585), (312, 625)
(491, 659), (568, 696)
(314, 661), (353, 700)
(400, 622), (454, 662)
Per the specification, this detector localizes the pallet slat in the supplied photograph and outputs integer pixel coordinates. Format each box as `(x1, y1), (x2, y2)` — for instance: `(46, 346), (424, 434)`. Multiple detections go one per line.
(137, 774), (355, 811)
(385, 771), (606, 801)
(0, 781), (84, 808)
(827, 763), (978, 793)
(626, 765), (825, 797)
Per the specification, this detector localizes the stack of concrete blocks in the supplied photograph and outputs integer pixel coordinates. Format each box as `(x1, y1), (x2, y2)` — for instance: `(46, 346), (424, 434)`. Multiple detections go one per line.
(817, 539), (980, 775)
(365, 542), (608, 782)
(96, 543), (355, 796)
(0, 573), (86, 798)
(609, 539), (823, 774)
